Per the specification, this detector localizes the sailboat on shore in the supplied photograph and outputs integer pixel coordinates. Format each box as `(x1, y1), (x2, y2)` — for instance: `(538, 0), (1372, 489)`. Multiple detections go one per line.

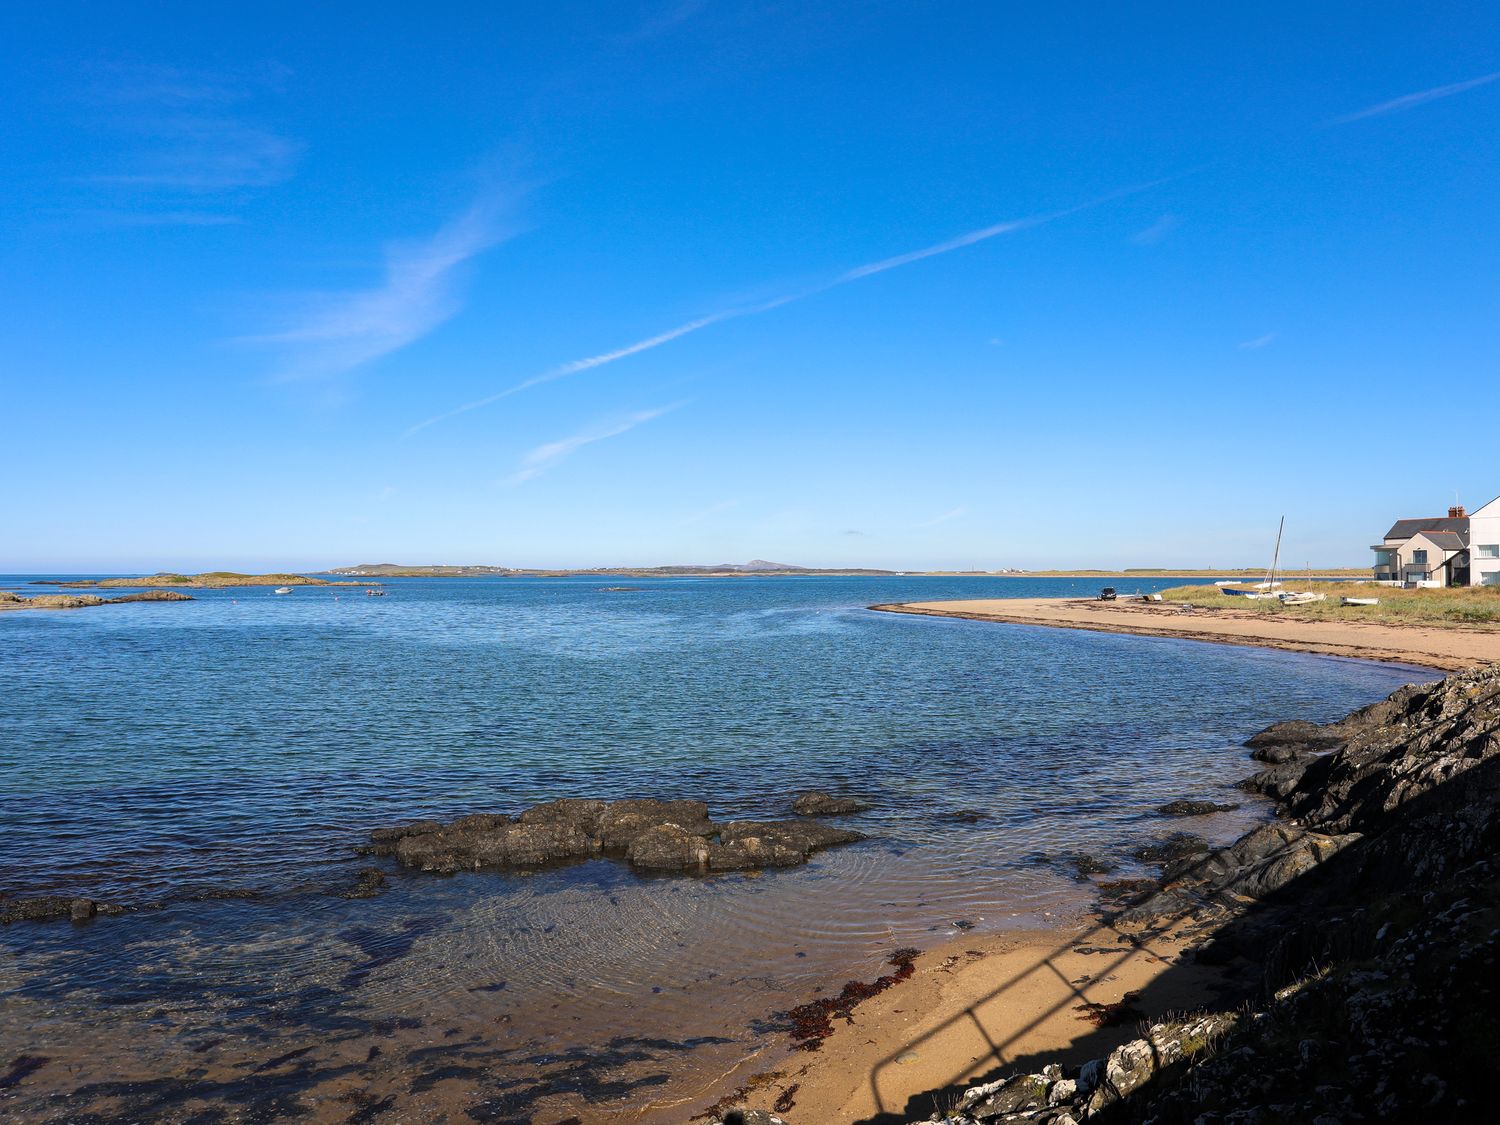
(1221, 517), (1287, 599)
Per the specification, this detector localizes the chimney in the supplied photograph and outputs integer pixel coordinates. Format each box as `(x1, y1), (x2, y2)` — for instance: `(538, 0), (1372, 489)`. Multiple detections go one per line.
(1449, 505), (1467, 518)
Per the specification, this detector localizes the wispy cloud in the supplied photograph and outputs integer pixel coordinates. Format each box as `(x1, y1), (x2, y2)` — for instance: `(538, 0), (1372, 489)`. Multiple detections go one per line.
(1239, 332), (1277, 350)
(81, 209), (243, 228)
(915, 506), (967, 528)
(78, 64), (301, 198)
(1329, 70), (1500, 126)
(255, 201), (516, 380)
(1130, 213), (1180, 246)
(407, 180), (1170, 436)
(503, 402), (684, 486)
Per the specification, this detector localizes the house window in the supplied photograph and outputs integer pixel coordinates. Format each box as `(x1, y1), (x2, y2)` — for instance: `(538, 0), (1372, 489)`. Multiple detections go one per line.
(1412, 549), (1428, 565)
(1479, 544), (1500, 559)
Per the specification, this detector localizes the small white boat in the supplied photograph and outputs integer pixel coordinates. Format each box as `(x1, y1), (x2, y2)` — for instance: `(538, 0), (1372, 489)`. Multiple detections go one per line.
(1213, 579), (1241, 586)
(1341, 596), (1380, 607)
(273, 587), (292, 595)
(1278, 592), (1327, 606)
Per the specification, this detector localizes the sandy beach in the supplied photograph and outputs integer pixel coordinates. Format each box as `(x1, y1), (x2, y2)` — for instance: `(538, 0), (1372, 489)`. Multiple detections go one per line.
(751, 916), (1228, 1123)
(871, 597), (1500, 672)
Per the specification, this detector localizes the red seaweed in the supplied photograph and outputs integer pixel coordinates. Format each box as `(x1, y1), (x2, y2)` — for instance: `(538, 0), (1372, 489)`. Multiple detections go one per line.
(784, 948), (920, 1051)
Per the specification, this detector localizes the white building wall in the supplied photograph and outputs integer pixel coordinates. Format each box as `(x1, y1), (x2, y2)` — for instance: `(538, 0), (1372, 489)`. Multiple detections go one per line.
(1468, 496), (1500, 586)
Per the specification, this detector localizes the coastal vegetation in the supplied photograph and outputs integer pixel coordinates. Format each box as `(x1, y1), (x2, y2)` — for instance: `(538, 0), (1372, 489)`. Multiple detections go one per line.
(1157, 582), (1500, 627)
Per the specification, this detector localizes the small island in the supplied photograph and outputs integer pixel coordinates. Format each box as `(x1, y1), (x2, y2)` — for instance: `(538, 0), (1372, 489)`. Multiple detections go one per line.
(35, 571), (376, 590)
(0, 590), (194, 612)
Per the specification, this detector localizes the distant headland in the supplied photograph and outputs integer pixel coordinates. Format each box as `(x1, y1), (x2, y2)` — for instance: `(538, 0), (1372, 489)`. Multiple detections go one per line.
(323, 561), (1368, 580)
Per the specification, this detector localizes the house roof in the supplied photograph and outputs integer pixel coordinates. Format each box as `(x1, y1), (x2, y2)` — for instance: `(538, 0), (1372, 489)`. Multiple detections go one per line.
(1420, 530), (1468, 550)
(1384, 516), (1469, 541)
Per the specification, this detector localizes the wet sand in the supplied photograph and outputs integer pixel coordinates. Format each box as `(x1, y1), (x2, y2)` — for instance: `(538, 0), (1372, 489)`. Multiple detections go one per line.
(739, 918), (1225, 1122)
(873, 597), (1500, 672)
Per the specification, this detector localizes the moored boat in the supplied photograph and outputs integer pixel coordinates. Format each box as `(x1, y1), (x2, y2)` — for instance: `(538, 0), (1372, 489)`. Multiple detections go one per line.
(273, 587), (292, 595)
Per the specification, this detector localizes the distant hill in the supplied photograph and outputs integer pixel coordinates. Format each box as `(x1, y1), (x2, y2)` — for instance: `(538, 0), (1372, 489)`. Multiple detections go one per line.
(323, 561), (898, 578)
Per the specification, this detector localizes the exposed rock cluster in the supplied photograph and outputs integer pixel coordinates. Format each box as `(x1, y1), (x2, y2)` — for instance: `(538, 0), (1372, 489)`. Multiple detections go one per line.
(366, 794), (868, 876)
(0, 894), (124, 924)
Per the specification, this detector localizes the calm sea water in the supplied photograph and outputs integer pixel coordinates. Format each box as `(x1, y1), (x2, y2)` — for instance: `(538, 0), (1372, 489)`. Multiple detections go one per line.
(0, 576), (1424, 1121)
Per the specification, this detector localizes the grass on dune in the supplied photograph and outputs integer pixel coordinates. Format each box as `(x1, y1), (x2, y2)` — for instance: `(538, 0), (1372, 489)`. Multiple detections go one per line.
(1156, 582), (1500, 628)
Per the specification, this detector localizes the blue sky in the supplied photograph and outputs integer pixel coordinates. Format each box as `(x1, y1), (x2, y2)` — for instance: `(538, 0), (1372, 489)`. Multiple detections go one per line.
(3, 2), (1497, 572)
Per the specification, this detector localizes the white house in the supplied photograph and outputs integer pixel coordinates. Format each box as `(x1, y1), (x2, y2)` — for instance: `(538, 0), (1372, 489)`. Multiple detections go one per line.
(1372, 496), (1500, 586)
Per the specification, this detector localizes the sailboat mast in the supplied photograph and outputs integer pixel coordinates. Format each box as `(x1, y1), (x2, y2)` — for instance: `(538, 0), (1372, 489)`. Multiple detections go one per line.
(1268, 516), (1284, 590)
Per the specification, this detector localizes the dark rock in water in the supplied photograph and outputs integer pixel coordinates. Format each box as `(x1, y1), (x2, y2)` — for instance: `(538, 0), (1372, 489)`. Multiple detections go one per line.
(339, 868), (388, 899)
(1239, 755), (1318, 799)
(393, 819), (600, 872)
(370, 799), (864, 878)
(1248, 742), (1310, 764)
(1132, 832), (1209, 868)
(362, 821), (445, 855)
(626, 824), (711, 872)
(517, 798), (606, 831)
(1244, 718), (1345, 752)
(790, 791), (871, 816)
(1157, 798), (1240, 817)
(1067, 853), (1118, 880)
(720, 819), (865, 853)
(710, 819), (867, 871)
(938, 808), (989, 823)
(599, 799), (713, 849)
(0, 895), (124, 924)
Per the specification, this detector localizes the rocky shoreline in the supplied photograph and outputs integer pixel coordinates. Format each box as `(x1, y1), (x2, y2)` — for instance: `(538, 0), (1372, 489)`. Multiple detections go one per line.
(712, 664), (1500, 1123)
(0, 589), (194, 612)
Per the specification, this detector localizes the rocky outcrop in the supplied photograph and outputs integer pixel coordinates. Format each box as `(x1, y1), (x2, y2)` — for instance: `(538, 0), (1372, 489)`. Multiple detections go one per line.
(790, 791), (872, 816)
(0, 895), (125, 923)
(1153, 798), (1237, 817)
(0, 590), (193, 611)
(367, 797), (866, 877)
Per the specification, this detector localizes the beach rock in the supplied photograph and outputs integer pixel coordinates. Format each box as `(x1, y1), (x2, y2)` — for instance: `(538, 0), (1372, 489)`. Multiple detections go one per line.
(1239, 755), (1318, 799)
(0, 895), (124, 924)
(710, 819), (866, 871)
(372, 799), (864, 877)
(1244, 719), (1345, 753)
(708, 837), (808, 871)
(1249, 742), (1311, 765)
(1132, 832), (1208, 868)
(626, 824), (710, 872)
(1066, 853), (1117, 880)
(339, 868), (388, 899)
(720, 819), (865, 853)
(393, 819), (601, 872)
(937, 809), (989, 823)
(598, 799), (714, 849)
(790, 791), (871, 816)
(1156, 798), (1239, 817)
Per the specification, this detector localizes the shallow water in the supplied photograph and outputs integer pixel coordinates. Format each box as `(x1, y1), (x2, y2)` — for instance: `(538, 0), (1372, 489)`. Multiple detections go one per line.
(0, 576), (1424, 1121)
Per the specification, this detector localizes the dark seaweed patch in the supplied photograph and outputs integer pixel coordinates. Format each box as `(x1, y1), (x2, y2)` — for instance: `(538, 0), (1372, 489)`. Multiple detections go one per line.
(783, 947), (920, 1051)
